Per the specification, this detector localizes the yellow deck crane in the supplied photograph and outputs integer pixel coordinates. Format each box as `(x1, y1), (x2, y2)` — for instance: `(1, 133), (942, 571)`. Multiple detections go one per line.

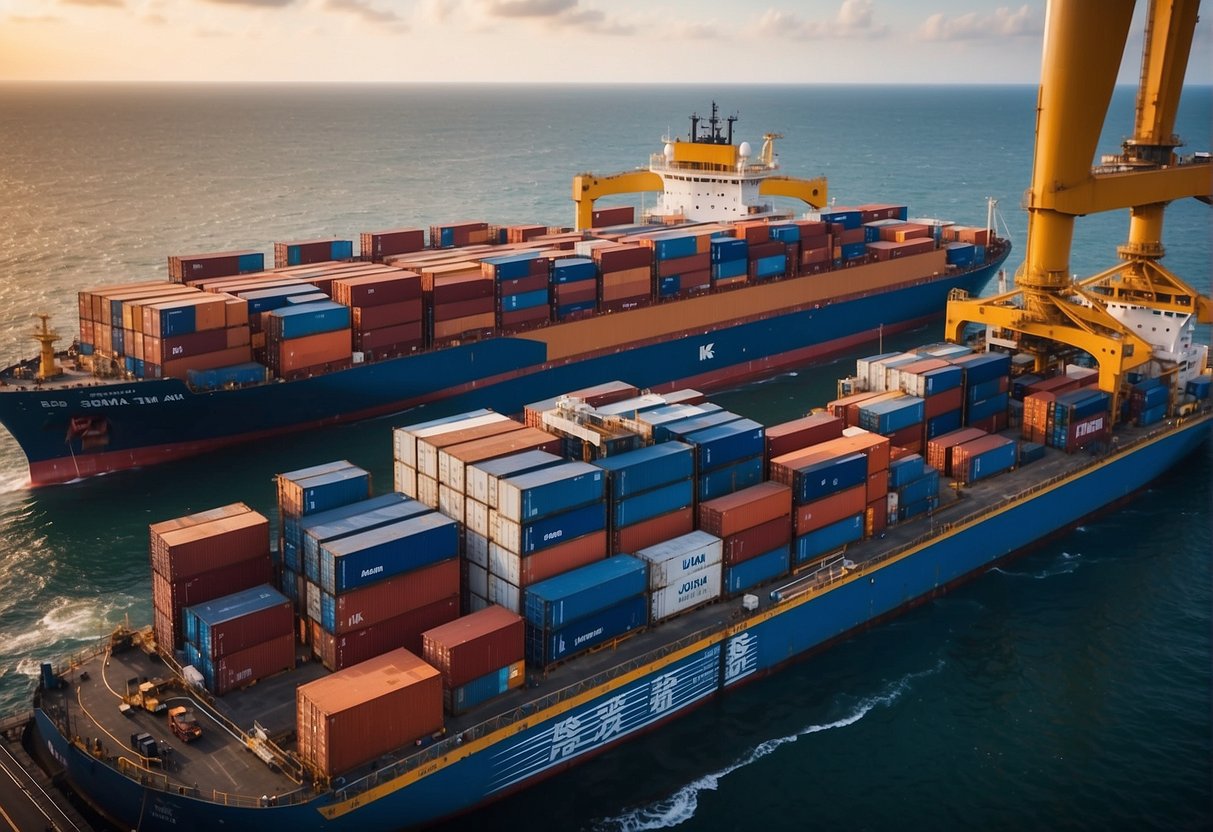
(944, 0), (1211, 418)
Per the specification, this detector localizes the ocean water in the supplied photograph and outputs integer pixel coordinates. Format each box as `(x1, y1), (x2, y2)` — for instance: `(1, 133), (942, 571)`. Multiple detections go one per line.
(0, 83), (1209, 830)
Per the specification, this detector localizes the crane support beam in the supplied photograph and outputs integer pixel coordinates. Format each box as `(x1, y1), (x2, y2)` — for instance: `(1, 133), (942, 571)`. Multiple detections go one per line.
(1037, 163), (1212, 216)
(571, 170), (664, 231)
(1134, 0), (1200, 145)
(756, 175), (829, 210)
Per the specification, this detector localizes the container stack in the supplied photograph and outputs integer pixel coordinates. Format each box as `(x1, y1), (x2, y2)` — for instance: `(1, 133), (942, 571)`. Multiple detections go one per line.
(263, 300), (353, 380)
(461, 449), (564, 610)
(434, 427), (563, 531)
(408, 412), (526, 508)
(359, 228), (425, 262)
(857, 394), (926, 453)
(311, 508), (460, 671)
(1046, 388), (1111, 452)
(273, 238), (354, 269)
(924, 427), (986, 477)
(391, 409), (495, 498)
(951, 435), (1018, 485)
(681, 418), (766, 502)
(592, 244), (654, 312)
(634, 529), (723, 623)
(287, 493), (426, 587)
(894, 359), (965, 446)
(169, 250), (264, 283)
(430, 221), (491, 249)
(550, 257), (598, 322)
(182, 585), (295, 696)
(421, 605), (525, 715)
(150, 503), (273, 653)
(698, 482), (793, 596)
(748, 230), (789, 282)
(1128, 377), (1169, 427)
(332, 271), (424, 359)
(296, 648), (443, 781)
(709, 236), (748, 289)
(523, 555), (649, 668)
(482, 251), (552, 331)
(769, 430), (890, 564)
(485, 461), (609, 614)
(795, 219), (830, 273)
(427, 265), (496, 345)
(593, 442), (696, 555)
(951, 352), (1012, 432)
(883, 451), (940, 522)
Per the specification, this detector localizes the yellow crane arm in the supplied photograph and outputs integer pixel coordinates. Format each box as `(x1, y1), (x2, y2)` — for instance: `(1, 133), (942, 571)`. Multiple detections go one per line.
(571, 170), (664, 231)
(756, 175), (829, 211)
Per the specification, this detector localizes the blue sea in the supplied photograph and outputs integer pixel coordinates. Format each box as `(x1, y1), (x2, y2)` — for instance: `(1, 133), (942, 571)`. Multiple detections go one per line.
(0, 83), (1209, 831)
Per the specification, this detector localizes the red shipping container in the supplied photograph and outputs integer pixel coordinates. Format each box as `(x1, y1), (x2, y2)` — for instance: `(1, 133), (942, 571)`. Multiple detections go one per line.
(699, 482), (793, 538)
(433, 297), (496, 321)
(333, 273), (421, 307)
(722, 515), (793, 566)
(554, 282), (597, 305)
(314, 596), (459, 672)
(748, 240), (785, 260)
(359, 229), (425, 261)
(679, 270), (712, 291)
(866, 468), (889, 504)
(765, 413), (845, 459)
(924, 386), (964, 419)
(592, 244), (652, 272)
(296, 648), (442, 778)
(149, 502), (254, 542)
(612, 507), (693, 555)
(656, 252), (710, 278)
(142, 327), (229, 365)
(193, 590), (293, 660)
(422, 605), (524, 689)
(153, 605), (177, 654)
(151, 511), (271, 582)
(794, 485), (866, 535)
(496, 273), (549, 295)
(169, 250), (261, 282)
(432, 274), (494, 304)
(354, 322), (423, 352)
(1066, 413), (1110, 451)
(327, 558), (459, 635)
(499, 529), (607, 587)
(210, 632), (295, 696)
(499, 307), (549, 328)
(592, 206), (635, 227)
(152, 555), (273, 649)
(926, 427), (989, 475)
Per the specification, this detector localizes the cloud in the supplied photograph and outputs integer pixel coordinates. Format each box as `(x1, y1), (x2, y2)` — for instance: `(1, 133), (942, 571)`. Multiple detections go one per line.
(918, 5), (1041, 41)
(669, 20), (720, 40)
(324, 0), (405, 27)
(8, 15), (61, 23)
(480, 0), (631, 35)
(422, 0), (461, 24)
(755, 0), (887, 40)
(61, 0), (123, 6)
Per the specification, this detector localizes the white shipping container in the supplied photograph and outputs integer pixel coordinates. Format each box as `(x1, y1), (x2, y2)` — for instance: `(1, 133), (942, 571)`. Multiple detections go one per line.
(497, 462), (603, 524)
(466, 500), (490, 537)
(649, 564), (722, 622)
(306, 580), (322, 623)
(487, 573), (522, 614)
(394, 461), (417, 499)
(394, 412), (507, 470)
(488, 542), (523, 587)
(467, 592), (490, 613)
(437, 484), (465, 526)
(416, 413), (511, 479)
(465, 530), (489, 568)
(465, 561), (488, 598)
(635, 530), (723, 591)
(417, 474), (439, 509)
(491, 514), (523, 553)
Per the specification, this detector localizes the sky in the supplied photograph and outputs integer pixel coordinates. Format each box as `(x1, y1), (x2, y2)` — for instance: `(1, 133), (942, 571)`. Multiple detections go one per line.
(0, 0), (1210, 85)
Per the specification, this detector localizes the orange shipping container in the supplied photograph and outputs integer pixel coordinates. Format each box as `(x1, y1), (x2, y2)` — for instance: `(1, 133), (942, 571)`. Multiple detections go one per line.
(158, 345), (254, 381)
(433, 312), (495, 340)
(793, 484), (867, 535)
(699, 482), (793, 538)
(296, 648), (442, 779)
(269, 329), (351, 374)
(150, 510), (270, 581)
(612, 507), (693, 555)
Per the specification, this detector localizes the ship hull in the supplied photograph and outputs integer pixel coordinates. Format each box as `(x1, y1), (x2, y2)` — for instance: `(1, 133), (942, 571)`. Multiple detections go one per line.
(2, 257), (1004, 486)
(30, 411), (1211, 831)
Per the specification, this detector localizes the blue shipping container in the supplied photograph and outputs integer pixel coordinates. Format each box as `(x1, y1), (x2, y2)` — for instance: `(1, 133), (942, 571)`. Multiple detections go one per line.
(710, 237), (748, 262)
(329, 240), (353, 260)
(654, 235), (698, 261)
(269, 301), (351, 339)
(967, 376), (1006, 403)
(654, 409), (742, 443)
(791, 452), (868, 504)
(967, 393), (1009, 423)
(794, 514), (864, 564)
(769, 224), (800, 243)
(552, 258), (596, 283)
(1018, 441), (1046, 465)
(945, 242), (975, 266)
(447, 664), (515, 715)
(187, 362), (268, 391)
(920, 366), (964, 395)
(237, 252), (264, 272)
(724, 545), (790, 595)
(158, 305), (196, 338)
(594, 441), (694, 499)
(926, 410), (963, 439)
(754, 255), (786, 278)
(484, 251), (546, 281)
(819, 209), (862, 229)
(896, 468), (940, 507)
(240, 284), (317, 315)
(684, 419), (765, 472)
(525, 594), (648, 666)
(958, 352), (1011, 385)
(697, 455), (763, 501)
(958, 440), (1017, 483)
(498, 289), (550, 312)
(291, 467), (372, 517)
(302, 496), (431, 583)
(841, 242), (867, 260)
(1187, 376), (1210, 400)
(524, 554), (649, 629)
(499, 462), (606, 521)
(282, 492), (408, 573)
(613, 479), (693, 528)
(859, 397), (925, 434)
(711, 259), (748, 280)
(887, 454), (925, 489)
(513, 501), (607, 555)
(320, 512), (457, 594)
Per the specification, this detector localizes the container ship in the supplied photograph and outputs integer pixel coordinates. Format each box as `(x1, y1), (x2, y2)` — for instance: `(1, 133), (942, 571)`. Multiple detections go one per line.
(11, 2), (1213, 829)
(0, 102), (1010, 487)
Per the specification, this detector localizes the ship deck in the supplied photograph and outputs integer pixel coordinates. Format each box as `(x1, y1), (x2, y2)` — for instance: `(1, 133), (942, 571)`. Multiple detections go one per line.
(34, 412), (1199, 812)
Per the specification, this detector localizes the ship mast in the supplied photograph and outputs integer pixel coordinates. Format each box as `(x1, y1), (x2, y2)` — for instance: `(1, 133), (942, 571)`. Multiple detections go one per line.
(33, 313), (63, 381)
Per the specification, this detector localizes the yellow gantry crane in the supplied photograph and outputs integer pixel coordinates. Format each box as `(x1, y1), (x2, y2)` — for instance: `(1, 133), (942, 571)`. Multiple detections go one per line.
(945, 0), (1212, 415)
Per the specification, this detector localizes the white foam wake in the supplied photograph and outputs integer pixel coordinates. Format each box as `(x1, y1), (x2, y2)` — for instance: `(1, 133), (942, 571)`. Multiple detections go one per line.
(992, 551), (1083, 580)
(593, 660), (944, 831)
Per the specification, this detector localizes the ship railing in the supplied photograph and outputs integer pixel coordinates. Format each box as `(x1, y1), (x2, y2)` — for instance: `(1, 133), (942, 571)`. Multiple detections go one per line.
(331, 623), (725, 804)
(773, 415), (1205, 600)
